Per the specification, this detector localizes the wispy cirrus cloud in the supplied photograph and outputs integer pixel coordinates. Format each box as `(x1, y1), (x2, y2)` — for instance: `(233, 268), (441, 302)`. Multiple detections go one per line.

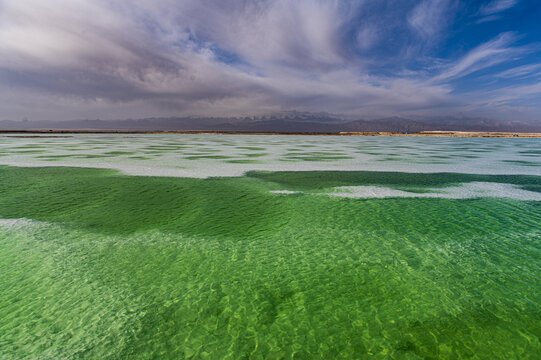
(479, 0), (519, 16)
(477, 0), (519, 23)
(431, 32), (521, 82)
(495, 63), (541, 79)
(474, 80), (541, 117)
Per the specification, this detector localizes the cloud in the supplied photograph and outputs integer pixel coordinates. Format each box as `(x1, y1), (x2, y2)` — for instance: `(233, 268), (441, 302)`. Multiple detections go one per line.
(356, 25), (380, 51)
(495, 63), (541, 79)
(488, 81), (541, 105)
(0, 0), (449, 119)
(431, 32), (521, 82)
(0, 0), (538, 121)
(479, 0), (519, 16)
(408, 0), (454, 41)
(142, 0), (363, 71)
(477, 0), (519, 22)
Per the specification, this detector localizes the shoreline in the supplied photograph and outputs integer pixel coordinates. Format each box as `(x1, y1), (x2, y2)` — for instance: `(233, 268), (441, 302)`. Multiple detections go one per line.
(1, 129), (541, 138)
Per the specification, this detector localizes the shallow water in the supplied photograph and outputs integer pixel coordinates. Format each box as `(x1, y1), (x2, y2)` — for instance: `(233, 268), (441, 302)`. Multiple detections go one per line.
(0, 135), (540, 359)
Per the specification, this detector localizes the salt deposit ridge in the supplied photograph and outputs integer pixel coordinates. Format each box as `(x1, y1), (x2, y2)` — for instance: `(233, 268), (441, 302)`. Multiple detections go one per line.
(1, 134), (540, 178)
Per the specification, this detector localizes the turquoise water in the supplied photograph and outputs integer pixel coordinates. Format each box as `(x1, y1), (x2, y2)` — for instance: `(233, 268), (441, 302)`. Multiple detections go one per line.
(0, 135), (540, 359)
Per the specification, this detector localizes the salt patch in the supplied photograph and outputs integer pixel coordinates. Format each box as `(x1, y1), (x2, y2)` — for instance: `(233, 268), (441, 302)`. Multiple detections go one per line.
(328, 182), (541, 201)
(270, 190), (301, 194)
(0, 218), (40, 228)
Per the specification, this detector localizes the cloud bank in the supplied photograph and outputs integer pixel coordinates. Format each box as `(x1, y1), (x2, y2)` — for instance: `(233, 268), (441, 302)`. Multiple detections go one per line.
(0, 0), (539, 121)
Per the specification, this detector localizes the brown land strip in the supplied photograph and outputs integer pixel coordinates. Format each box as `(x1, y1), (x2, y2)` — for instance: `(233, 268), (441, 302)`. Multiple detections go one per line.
(1, 129), (541, 138)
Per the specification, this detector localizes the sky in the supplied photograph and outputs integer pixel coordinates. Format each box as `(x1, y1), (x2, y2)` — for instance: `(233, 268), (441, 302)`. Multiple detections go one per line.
(0, 0), (540, 122)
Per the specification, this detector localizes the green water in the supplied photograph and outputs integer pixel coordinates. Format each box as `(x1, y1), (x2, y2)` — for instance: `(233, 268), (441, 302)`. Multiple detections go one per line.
(1, 165), (540, 359)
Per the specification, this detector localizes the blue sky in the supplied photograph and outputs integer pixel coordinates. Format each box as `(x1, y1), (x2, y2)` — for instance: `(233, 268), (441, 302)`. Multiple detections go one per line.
(0, 0), (540, 122)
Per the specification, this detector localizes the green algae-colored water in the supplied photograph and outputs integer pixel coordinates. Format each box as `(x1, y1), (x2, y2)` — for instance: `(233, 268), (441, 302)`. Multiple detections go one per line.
(0, 135), (540, 359)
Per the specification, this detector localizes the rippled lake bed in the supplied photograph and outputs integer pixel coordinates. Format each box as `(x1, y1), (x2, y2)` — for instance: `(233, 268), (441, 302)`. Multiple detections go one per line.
(1, 134), (540, 358)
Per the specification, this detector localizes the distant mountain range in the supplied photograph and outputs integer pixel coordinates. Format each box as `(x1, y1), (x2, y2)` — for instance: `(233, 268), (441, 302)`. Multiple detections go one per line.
(1, 112), (540, 133)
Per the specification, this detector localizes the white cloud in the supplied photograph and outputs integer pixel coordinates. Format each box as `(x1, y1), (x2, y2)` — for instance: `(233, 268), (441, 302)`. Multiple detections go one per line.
(408, 0), (454, 41)
(490, 81), (541, 103)
(357, 25), (380, 50)
(0, 0), (453, 119)
(0, 0), (537, 121)
(479, 0), (519, 16)
(495, 64), (541, 79)
(431, 32), (520, 82)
